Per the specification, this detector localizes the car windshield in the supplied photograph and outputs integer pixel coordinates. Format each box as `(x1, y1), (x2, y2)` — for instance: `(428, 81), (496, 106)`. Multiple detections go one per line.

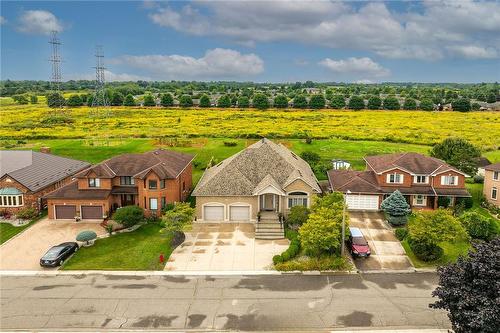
(43, 247), (65, 259)
(352, 237), (368, 246)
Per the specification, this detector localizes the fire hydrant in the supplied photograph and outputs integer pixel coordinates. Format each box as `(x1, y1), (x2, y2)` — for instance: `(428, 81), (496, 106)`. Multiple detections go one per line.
(159, 253), (165, 263)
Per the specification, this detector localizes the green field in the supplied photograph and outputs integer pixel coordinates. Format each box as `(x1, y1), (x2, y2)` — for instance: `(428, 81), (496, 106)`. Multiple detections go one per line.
(62, 224), (171, 270)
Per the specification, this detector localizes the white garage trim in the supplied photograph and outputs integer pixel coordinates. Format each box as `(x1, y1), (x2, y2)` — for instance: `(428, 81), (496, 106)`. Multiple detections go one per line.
(202, 202), (225, 222)
(229, 203), (251, 222)
(346, 194), (380, 211)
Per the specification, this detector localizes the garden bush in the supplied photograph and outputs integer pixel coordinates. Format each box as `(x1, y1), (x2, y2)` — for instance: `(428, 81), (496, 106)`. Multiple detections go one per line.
(455, 196), (473, 209)
(408, 237), (444, 261)
(273, 255), (283, 264)
(395, 228), (408, 241)
(473, 174), (484, 183)
(16, 207), (38, 220)
(112, 205), (144, 227)
(459, 211), (497, 241)
(223, 141), (237, 147)
(76, 230), (97, 246)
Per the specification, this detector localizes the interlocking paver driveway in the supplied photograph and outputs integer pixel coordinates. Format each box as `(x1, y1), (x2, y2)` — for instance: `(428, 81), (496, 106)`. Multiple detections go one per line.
(165, 223), (289, 271)
(349, 211), (413, 271)
(0, 218), (105, 270)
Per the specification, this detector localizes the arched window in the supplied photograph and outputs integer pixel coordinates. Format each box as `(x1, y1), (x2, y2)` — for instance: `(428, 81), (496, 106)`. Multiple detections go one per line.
(287, 192), (308, 208)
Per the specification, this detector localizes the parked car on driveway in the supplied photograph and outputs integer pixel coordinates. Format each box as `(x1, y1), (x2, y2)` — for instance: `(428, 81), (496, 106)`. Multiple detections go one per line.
(347, 227), (371, 258)
(40, 242), (79, 267)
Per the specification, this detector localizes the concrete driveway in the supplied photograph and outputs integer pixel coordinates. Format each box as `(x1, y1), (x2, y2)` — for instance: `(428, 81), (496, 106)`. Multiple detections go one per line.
(349, 212), (413, 271)
(0, 218), (105, 271)
(166, 223), (289, 271)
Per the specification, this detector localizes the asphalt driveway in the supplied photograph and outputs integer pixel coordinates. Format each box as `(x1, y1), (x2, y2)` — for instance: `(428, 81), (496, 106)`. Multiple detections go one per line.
(349, 211), (413, 271)
(165, 223), (289, 271)
(0, 218), (105, 271)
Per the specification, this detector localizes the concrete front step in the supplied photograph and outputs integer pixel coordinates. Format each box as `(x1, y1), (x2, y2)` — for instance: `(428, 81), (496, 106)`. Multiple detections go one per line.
(255, 221), (285, 239)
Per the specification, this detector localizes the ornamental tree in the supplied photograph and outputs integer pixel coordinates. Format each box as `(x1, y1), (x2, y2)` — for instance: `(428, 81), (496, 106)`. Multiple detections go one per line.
(286, 205), (310, 229)
(430, 238), (500, 333)
(76, 230), (97, 245)
(162, 202), (195, 234)
(430, 137), (481, 175)
(380, 190), (411, 225)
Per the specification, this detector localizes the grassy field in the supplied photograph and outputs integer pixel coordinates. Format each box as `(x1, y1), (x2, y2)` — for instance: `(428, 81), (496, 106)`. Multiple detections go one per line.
(62, 224), (172, 270)
(0, 212), (47, 244)
(1, 104), (500, 149)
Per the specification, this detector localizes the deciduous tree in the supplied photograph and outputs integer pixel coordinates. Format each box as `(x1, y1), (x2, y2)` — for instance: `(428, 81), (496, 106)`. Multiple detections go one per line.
(330, 95), (346, 109)
(160, 93), (174, 107)
(252, 93), (269, 110)
(430, 138), (481, 175)
(273, 94), (288, 108)
(293, 94), (308, 108)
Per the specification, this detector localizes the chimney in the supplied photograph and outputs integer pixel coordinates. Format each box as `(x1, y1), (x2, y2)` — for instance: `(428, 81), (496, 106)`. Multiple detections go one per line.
(40, 147), (51, 154)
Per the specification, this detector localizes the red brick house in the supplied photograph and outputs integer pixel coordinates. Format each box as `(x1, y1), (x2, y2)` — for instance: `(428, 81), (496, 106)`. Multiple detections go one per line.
(327, 152), (470, 211)
(0, 150), (90, 215)
(45, 149), (194, 220)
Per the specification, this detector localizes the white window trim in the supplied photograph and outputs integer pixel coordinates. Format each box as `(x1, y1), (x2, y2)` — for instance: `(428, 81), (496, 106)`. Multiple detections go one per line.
(413, 175), (428, 184)
(387, 173), (404, 184)
(413, 195), (427, 206)
(492, 187), (498, 200)
(0, 194), (24, 207)
(441, 175), (458, 186)
(286, 192), (309, 209)
(149, 198), (158, 210)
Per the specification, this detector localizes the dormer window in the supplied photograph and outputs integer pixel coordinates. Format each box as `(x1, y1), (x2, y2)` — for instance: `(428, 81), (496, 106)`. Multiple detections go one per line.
(414, 175), (428, 184)
(387, 173), (404, 184)
(88, 178), (100, 188)
(441, 175), (458, 186)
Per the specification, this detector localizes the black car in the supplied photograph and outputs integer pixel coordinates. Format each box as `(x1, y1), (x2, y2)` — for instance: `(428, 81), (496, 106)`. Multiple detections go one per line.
(40, 242), (79, 267)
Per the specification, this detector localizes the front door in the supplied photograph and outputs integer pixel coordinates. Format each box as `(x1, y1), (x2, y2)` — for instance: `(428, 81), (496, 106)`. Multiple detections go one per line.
(261, 194), (278, 211)
(121, 194), (135, 206)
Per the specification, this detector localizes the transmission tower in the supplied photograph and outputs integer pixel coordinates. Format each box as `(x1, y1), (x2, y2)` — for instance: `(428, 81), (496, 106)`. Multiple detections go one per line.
(48, 30), (64, 112)
(90, 45), (110, 118)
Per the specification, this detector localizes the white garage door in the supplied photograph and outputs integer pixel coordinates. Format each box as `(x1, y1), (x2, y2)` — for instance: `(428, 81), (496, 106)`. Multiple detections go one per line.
(203, 205), (224, 221)
(346, 194), (379, 211)
(230, 206), (250, 221)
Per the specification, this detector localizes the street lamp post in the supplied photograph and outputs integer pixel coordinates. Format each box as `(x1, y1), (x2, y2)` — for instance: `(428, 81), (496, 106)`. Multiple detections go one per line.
(341, 190), (351, 256)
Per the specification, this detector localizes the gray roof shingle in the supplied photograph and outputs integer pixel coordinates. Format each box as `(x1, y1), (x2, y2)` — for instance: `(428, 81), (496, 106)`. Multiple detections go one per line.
(0, 151), (90, 192)
(192, 138), (321, 196)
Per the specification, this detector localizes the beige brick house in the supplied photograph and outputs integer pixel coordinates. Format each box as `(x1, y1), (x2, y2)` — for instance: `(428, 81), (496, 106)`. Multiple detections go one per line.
(483, 163), (500, 207)
(192, 139), (321, 238)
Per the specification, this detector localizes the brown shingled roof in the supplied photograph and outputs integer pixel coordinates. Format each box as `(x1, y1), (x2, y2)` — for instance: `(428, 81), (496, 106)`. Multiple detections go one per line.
(44, 181), (111, 199)
(365, 152), (464, 175)
(485, 162), (500, 172)
(327, 170), (382, 194)
(76, 149), (194, 179)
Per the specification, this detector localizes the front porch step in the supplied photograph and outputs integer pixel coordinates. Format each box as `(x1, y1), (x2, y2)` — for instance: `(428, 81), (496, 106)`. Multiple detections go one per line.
(255, 222), (284, 239)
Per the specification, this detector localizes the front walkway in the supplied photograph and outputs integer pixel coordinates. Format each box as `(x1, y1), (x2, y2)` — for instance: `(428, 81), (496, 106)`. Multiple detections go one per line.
(349, 212), (413, 271)
(165, 223), (289, 271)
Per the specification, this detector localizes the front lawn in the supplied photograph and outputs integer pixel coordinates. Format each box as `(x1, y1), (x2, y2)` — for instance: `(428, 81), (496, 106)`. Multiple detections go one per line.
(401, 238), (470, 268)
(62, 224), (172, 270)
(0, 212), (46, 244)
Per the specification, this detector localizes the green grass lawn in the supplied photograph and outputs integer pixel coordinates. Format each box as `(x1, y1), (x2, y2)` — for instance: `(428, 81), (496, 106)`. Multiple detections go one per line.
(0, 212), (46, 245)
(465, 182), (500, 229)
(62, 224), (172, 270)
(401, 238), (470, 269)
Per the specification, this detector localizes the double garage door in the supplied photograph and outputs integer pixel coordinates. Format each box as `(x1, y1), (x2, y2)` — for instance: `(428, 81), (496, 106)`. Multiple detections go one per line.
(203, 205), (250, 222)
(345, 194), (380, 211)
(55, 205), (103, 220)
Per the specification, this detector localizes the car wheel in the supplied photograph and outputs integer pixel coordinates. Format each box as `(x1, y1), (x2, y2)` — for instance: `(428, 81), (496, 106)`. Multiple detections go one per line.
(59, 259), (64, 266)
(74, 247), (78, 252)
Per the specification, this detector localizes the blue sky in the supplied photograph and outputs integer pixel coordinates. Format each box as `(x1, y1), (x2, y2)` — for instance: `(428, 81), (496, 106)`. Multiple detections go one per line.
(1, 0), (499, 83)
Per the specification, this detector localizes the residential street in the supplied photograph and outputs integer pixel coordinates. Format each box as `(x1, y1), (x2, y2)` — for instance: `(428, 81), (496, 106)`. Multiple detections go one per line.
(0, 272), (450, 331)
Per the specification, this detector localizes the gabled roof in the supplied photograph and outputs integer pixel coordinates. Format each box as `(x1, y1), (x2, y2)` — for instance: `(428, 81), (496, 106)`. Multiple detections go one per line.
(76, 149), (194, 179)
(0, 150), (90, 192)
(365, 152), (465, 176)
(484, 162), (500, 172)
(327, 170), (382, 194)
(192, 138), (321, 196)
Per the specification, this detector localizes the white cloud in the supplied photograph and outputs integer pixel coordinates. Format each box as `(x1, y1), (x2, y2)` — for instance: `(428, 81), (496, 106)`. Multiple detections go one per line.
(447, 45), (498, 59)
(17, 10), (63, 35)
(112, 48), (264, 79)
(0, 16), (6, 25)
(354, 79), (374, 84)
(319, 57), (390, 77)
(147, 1), (500, 60)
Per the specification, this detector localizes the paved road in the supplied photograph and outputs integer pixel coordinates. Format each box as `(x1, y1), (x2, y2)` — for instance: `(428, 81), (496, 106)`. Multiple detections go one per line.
(0, 273), (450, 331)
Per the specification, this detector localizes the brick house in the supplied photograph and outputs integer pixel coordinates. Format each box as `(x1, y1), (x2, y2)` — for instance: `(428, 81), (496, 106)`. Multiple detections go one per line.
(45, 149), (194, 220)
(327, 152), (471, 211)
(483, 163), (499, 207)
(0, 150), (90, 215)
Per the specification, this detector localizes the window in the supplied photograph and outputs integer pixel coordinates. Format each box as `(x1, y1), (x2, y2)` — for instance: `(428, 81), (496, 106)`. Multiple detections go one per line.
(148, 180), (157, 190)
(494, 171), (499, 181)
(149, 198), (158, 210)
(492, 187), (498, 200)
(414, 175), (428, 184)
(88, 178), (100, 188)
(120, 176), (135, 185)
(287, 192), (308, 208)
(387, 173), (404, 184)
(160, 180), (165, 189)
(161, 197), (166, 209)
(0, 195), (24, 207)
(441, 175), (458, 186)
(413, 195), (427, 206)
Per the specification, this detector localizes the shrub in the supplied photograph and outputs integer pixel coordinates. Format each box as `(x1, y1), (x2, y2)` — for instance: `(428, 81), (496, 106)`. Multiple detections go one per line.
(274, 255), (349, 271)
(286, 206), (310, 229)
(300, 151), (321, 165)
(408, 237), (444, 261)
(76, 230), (97, 245)
(67, 94), (83, 107)
(223, 141), (237, 147)
(452, 98), (471, 112)
(403, 98), (417, 110)
(438, 196), (451, 208)
(455, 196), (473, 209)
(395, 228), (408, 240)
(16, 207), (38, 220)
(459, 211), (497, 241)
(112, 205), (144, 227)
(273, 255), (283, 264)
(473, 174), (484, 183)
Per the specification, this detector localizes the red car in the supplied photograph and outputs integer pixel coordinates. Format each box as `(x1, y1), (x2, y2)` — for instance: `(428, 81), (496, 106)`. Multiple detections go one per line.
(347, 227), (371, 258)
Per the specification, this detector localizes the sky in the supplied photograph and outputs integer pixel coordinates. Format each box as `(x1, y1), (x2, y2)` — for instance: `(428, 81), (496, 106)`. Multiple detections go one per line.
(1, 0), (500, 83)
